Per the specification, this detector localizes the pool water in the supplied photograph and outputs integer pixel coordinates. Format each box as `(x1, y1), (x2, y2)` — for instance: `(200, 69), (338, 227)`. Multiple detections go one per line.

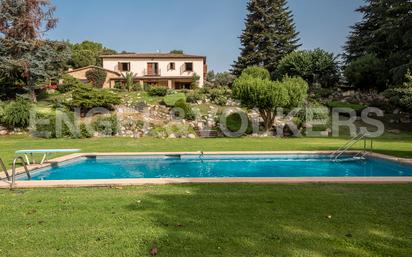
(20, 155), (412, 181)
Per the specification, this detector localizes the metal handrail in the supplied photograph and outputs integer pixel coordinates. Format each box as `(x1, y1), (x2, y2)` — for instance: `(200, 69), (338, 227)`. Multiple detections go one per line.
(0, 158), (10, 181)
(331, 132), (372, 161)
(11, 156), (31, 186)
(330, 133), (365, 157)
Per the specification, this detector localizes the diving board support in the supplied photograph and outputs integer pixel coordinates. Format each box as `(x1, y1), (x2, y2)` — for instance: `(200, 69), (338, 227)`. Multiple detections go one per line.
(15, 149), (81, 165)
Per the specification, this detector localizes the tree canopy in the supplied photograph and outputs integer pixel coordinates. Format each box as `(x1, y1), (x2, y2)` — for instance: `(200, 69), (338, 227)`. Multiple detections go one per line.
(68, 41), (117, 68)
(0, 0), (69, 102)
(344, 0), (412, 87)
(233, 66), (308, 132)
(276, 49), (340, 88)
(0, 0), (57, 40)
(232, 0), (300, 77)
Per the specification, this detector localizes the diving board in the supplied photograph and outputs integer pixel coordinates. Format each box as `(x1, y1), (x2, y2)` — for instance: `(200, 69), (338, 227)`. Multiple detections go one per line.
(15, 149), (81, 165)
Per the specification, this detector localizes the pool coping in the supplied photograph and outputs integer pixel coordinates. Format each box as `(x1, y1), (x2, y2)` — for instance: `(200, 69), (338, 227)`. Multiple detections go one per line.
(1, 151), (412, 188)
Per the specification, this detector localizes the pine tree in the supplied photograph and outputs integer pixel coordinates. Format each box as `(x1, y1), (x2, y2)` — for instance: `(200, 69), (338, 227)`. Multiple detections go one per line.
(232, 0), (300, 76)
(344, 0), (412, 85)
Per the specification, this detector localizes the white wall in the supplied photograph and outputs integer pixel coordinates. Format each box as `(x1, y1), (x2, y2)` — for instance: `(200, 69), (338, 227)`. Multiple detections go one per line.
(102, 58), (205, 86)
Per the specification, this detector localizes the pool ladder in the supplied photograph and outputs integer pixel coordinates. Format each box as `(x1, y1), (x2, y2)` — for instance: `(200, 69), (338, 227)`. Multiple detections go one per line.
(330, 132), (373, 162)
(0, 157), (31, 187)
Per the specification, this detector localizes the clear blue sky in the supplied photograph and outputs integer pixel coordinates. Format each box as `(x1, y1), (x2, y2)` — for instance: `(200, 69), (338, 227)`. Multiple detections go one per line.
(46, 0), (363, 72)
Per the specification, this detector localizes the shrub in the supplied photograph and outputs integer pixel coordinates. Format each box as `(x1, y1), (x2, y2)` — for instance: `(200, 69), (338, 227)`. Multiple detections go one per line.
(225, 112), (253, 135)
(208, 87), (231, 105)
(242, 66), (271, 80)
(68, 84), (121, 112)
(143, 83), (152, 91)
(326, 101), (366, 113)
(191, 73), (201, 89)
(164, 122), (195, 138)
(214, 72), (236, 87)
(384, 71), (412, 113)
(186, 90), (205, 103)
(214, 95), (228, 106)
(276, 49), (340, 88)
(163, 93), (186, 107)
(94, 115), (119, 136)
(344, 54), (387, 91)
(148, 87), (168, 97)
(0, 101), (5, 118)
(297, 102), (330, 125)
(86, 68), (107, 88)
(1, 98), (31, 128)
(32, 112), (91, 139)
(58, 75), (85, 93)
(174, 99), (195, 120)
(79, 123), (93, 138)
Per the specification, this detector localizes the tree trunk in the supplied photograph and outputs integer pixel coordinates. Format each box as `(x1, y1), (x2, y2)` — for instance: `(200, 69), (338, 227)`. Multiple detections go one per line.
(260, 109), (275, 133)
(28, 83), (37, 103)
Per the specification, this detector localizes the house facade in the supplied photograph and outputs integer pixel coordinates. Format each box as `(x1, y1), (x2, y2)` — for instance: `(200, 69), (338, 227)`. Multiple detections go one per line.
(101, 53), (207, 89)
(65, 66), (121, 88)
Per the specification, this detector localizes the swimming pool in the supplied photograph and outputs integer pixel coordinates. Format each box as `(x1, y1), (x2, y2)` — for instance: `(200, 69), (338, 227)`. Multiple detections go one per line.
(19, 154), (412, 181)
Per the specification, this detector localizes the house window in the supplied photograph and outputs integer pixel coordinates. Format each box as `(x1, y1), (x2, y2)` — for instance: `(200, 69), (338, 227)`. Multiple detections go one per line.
(184, 62), (193, 72)
(118, 62), (130, 72)
(169, 62), (175, 70)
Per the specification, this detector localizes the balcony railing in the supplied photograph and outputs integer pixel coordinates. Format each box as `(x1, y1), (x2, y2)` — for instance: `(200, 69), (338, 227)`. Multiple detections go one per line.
(143, 68), (161, 76)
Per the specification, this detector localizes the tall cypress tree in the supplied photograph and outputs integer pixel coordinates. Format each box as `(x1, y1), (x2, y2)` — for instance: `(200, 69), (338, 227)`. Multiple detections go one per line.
(232, 0), (300, 76)
(344, 0), (412, 85)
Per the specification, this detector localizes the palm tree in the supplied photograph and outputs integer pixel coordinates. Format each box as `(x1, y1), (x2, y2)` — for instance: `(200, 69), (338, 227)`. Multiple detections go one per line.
(121, 72), (138, 92)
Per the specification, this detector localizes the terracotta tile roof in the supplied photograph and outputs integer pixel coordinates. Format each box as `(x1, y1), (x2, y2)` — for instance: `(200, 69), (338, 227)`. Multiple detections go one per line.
(66, 65), (121, 76)
(100, 53), (206, 60)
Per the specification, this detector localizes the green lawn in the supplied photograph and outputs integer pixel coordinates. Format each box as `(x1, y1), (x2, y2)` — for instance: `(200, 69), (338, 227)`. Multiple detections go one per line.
(1, 134), (412, 168)
(0, 184), (411, 257)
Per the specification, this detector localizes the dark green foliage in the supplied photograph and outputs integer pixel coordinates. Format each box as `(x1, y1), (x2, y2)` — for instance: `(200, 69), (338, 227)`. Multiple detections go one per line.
(1, 98), (31, 128)
(344, 0), (412, 87)
(69, 84), (121, 112)
(208, 87), (230, 106)
(233, 66), (308, 131)
(206, 71), (236, 88)
(57, 75), (84, 93)
(121, 72), (138, 92)
(68, 41), (117, 68)
(326, 101), (367, 115)
(344, 54), (387, 90)
(225, 112), (253, 135)
(170, 50), (184, 54)
(174, 99), (195, 120)
(0, 77), (24, 100)
(241, 66), (271, 80)
(0, 39), (70, 102)
(384, 71), (412, 113)
(191, 73), (200, 89)
(32, 112), (91, 139)
(276, 49), (340, 88)
(297, 101), (330, 125)
(148, 87), (168, 97)
(85, 68), (107, 88)
(232, 0), (300, 76)
(163, 93), (186, 107)
(94, 115), (119, 136)
(186, 90), (205, 103)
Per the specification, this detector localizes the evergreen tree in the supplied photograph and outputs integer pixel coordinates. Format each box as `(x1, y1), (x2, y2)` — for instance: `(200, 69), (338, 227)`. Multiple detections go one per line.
(0, 0), (69, 102)
(344, 0), (412, 86)
(232, 0), (300, 76)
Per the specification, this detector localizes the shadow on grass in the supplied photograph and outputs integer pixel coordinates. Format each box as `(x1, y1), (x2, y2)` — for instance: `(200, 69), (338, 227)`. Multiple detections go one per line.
(124, 184), (412, 257)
